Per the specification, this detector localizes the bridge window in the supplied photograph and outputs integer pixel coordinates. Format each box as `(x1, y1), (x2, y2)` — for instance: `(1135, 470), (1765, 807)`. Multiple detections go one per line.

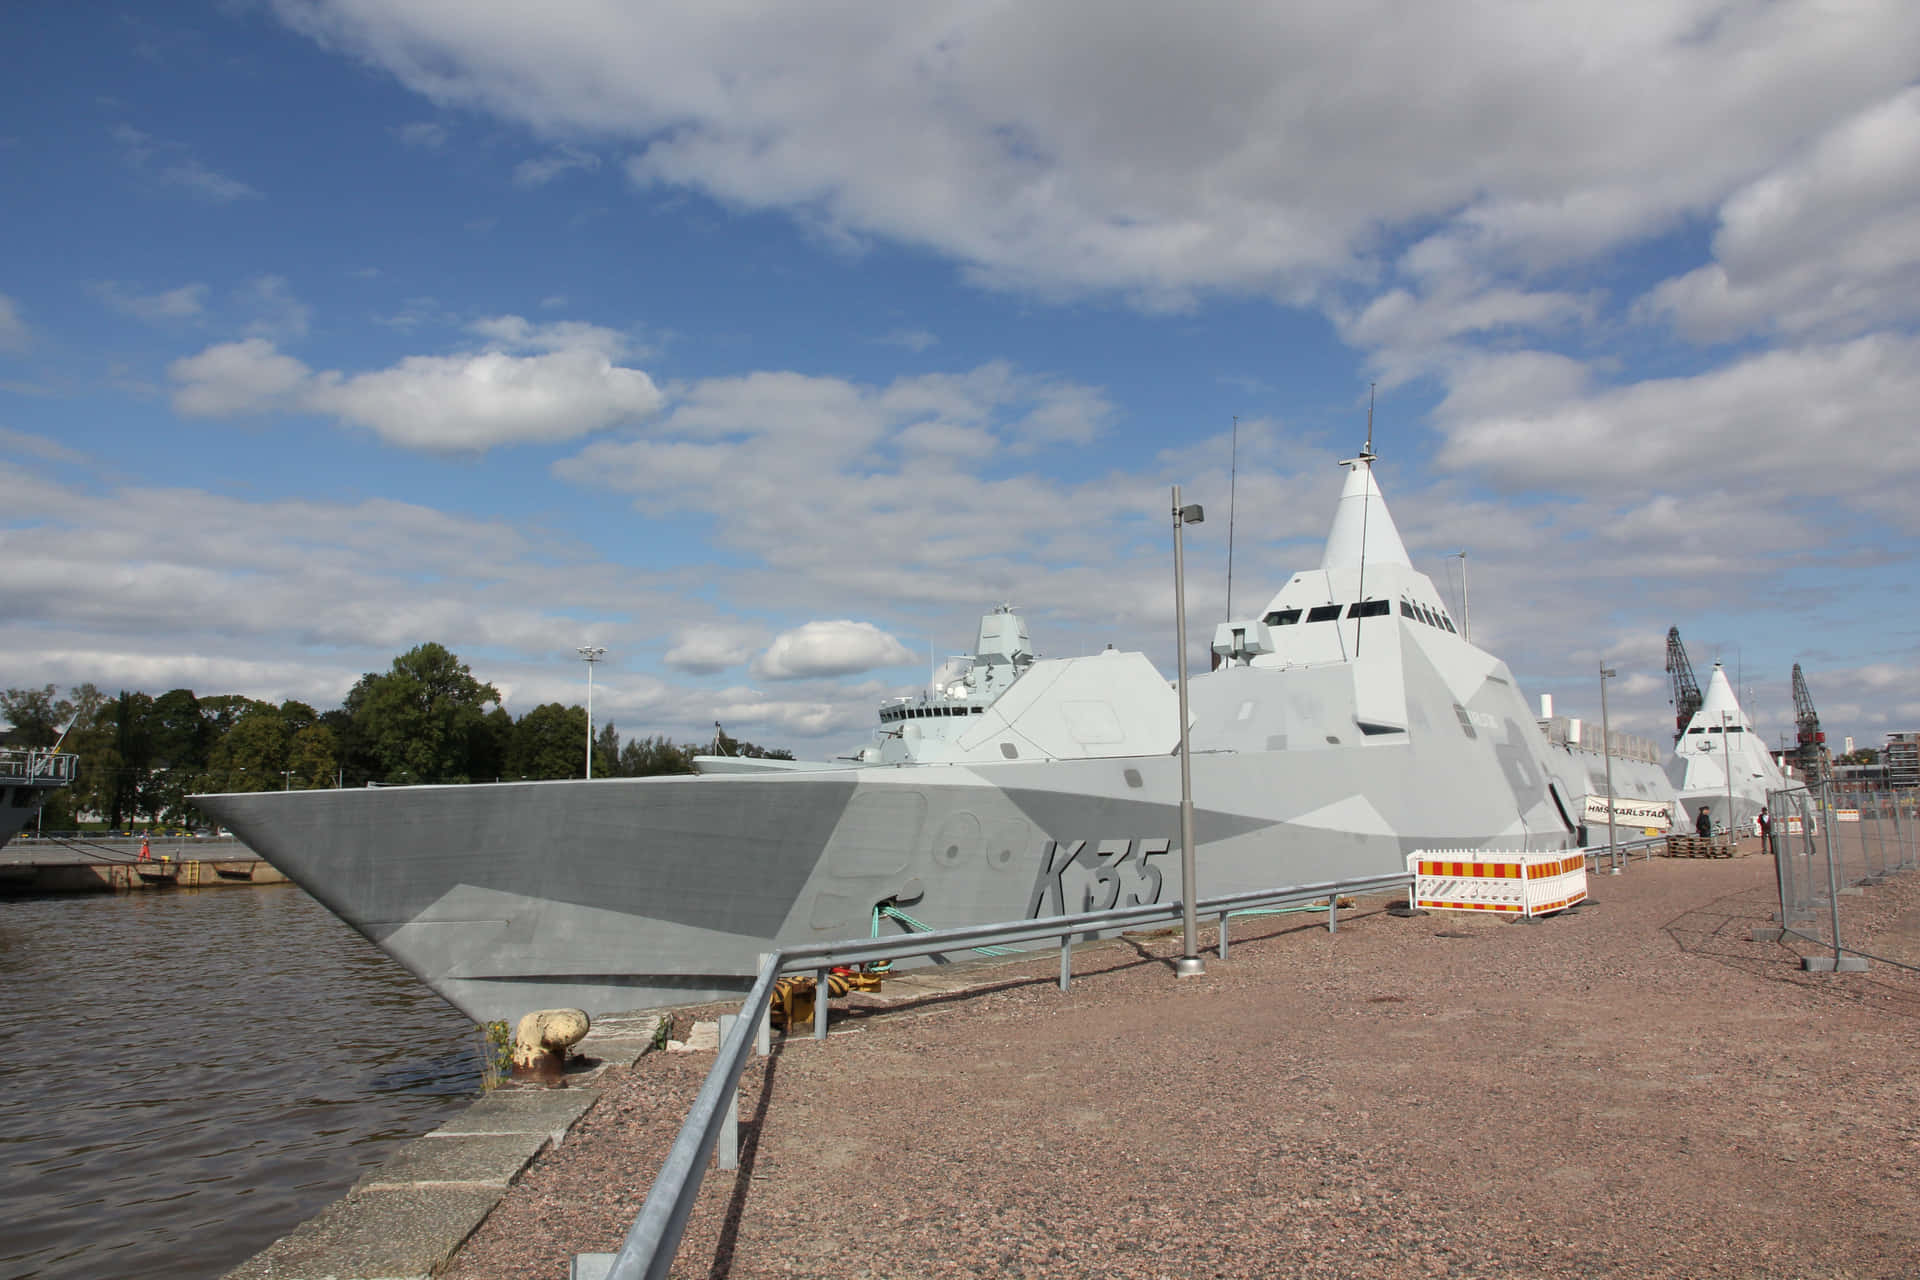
(1347, 599), (1390, 618)
(1306, 605), (1343, 622)
(1264, 609), (1302, 626)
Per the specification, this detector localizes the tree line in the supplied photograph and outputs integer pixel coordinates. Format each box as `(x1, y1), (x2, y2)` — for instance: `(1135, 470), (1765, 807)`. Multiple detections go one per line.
(0, 642), (790, 829)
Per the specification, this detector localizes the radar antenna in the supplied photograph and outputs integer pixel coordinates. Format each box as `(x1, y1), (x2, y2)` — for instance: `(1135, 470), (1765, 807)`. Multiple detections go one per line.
(1791, 664), (1833, 788)
(1353, 385), (1376, 656)
(1665, 627), (1703, 744)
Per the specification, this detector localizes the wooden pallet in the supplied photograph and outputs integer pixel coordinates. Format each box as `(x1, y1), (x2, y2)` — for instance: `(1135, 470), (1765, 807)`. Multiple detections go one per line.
(1664, 835), (1734, 859)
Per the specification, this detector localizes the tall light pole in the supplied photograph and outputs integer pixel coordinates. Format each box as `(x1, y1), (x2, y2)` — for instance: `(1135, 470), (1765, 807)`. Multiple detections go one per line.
(1599, 662), (1618, 874)
(1722, 709), (1735, 851)
(1171, 486), (1205, 979)
(578, 645), (606, 779)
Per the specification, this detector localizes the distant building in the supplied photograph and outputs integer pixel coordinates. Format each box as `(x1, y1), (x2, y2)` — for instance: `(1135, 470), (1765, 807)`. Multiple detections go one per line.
(1886, 732), (1920, 789)
(1833, 762), (1888, 793)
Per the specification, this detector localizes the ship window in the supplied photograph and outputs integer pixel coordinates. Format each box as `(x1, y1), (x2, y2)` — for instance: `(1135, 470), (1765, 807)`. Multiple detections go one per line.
(1688, 727), (1706, 734)
(1418, 605), (1437, 626)
(1400, 601), (1416, 618)
(1264, 609), (1302, 626)
(1708, 726), (1722, 733)
(1441, 615), (1457, 633)
(1725, 726), (1741, 734)
(971, 706), (983, 714)
(1306, 605), (1342, 622)
(1347, 600), (1390, 618)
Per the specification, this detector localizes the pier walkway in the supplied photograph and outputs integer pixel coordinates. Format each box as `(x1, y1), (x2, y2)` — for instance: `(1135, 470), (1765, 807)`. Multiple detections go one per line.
(439, 843), (1920, 1279)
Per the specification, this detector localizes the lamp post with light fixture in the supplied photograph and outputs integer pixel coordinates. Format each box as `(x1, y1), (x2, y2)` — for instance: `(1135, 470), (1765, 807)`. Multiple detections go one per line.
(1599, 662), (1618, 873)
(578, 645), (606, 779)
(1171, 486), (1205, 979)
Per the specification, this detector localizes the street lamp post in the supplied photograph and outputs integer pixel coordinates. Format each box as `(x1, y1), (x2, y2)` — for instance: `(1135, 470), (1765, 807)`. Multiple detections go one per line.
(1722, 709), (1735, 852)
(1599, 662), (1618, 874)
(577, 645), (607, 779)
(1171, 485), (1205, 979)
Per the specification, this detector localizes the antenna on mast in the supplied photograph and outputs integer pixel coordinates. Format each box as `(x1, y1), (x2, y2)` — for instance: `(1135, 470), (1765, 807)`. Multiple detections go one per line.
(1225, 415), (1238, 619)
(1354, 384), (1375, 656)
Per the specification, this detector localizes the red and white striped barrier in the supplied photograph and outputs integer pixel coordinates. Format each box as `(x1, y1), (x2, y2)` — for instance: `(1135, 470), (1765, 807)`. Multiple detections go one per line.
(1407, 850), (1588, 918)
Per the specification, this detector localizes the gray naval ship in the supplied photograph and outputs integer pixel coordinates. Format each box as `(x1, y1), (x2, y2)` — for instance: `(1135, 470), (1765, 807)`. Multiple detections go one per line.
(195, 449), (1590, 1027)
(1535, 698), (1680, 837)
(0, 748), (78, 849)
(1668, 663), (1786, 833)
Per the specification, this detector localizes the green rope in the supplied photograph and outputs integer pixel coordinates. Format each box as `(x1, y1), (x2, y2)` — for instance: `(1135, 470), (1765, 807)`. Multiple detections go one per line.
(872, 903), (1019, 956)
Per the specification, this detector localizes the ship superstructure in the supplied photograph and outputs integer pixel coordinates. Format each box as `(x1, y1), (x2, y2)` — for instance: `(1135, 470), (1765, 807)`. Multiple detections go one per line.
(0, 749), (77, 849)
(195, 450), (1586, 1028)
(1666, 664), (1787, 832)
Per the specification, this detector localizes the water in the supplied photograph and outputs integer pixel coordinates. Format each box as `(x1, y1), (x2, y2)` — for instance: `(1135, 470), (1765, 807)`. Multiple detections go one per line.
(0, 885), (481, 1280)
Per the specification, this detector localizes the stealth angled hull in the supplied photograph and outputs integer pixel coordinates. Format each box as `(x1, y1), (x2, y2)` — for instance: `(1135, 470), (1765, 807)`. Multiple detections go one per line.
(196, 455), (1586, 1027)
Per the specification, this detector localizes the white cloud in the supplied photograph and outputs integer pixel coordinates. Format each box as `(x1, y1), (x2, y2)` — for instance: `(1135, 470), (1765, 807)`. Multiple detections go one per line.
(0, 293), (27, 351)
(169, 338), (312, 415)
(513, 146), (599, 187)
(270, 1), (1920, 303)
(240, 275), (311, 340)
(169, 318), (662, 450)
(112, 123), (260, 203)
(663, 626), (763, 674)
(1642, 86), (1920, 343)
(751, 620), (916, 680)
(393, 120), (447, 148)
(553, 361), (1135, 619)
(0, 427), (86, 465)
(876, 328), (937, 352)
(93, 281), (208, 324)
(1433, 334), (1920, 518)
(468, 314), (632, 358)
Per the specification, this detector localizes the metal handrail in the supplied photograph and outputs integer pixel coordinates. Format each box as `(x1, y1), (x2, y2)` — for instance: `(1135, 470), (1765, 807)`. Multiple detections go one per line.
(0, 749), (78, 784)
(583, 866), (1419, 1280)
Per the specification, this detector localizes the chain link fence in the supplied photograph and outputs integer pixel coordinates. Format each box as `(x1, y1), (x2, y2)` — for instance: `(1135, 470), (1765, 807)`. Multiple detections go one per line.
(1765, 785), (1919, 971)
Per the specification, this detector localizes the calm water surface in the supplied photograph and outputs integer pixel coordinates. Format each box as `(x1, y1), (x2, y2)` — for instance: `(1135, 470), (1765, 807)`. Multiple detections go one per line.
(0, 885), (481, 1280)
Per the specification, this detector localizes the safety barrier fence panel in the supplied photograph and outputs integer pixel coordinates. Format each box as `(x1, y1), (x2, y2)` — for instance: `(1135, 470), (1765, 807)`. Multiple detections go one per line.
(575, 866), (1420, 1280)
(1764, 785), (1915, 972)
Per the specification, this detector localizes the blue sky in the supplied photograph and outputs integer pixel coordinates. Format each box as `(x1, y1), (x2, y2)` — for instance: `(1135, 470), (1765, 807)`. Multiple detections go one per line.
(4, 1), (1918, 758)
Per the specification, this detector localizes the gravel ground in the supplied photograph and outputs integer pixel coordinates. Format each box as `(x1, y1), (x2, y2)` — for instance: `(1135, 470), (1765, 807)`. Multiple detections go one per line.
(446, 846), (1920, 1279)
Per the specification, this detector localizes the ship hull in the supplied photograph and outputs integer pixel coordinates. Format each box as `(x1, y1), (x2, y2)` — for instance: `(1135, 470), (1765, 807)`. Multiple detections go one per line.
(197, 664), (1581, 1027)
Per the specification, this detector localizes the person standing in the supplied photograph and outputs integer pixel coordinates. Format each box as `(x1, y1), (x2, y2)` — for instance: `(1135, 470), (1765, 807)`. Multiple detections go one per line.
(1695, 805), (1713, 838)
(1757, 806), (1771, 845)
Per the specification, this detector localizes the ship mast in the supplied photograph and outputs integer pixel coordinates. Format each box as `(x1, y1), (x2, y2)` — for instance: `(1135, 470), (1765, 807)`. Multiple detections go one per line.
(1353, 386), (1376, 656)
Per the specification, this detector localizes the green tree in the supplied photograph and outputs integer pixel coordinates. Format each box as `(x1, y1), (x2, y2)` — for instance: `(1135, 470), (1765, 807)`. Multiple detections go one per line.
(288, 723), (339, 789)
(349, 643), (502, 784)
(593, 721), (620, 779)
(1, 685), (71, 746)
(148, 689), (211, 823)
(617, 733), (697, 777)
(205, 701), (288, 792)
(711, 725), (795, 761)
(508, 702), (588, 780)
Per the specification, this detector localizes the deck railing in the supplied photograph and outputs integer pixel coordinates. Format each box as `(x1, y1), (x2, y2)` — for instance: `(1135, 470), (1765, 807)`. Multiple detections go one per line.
(0, 749), (78, 785)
